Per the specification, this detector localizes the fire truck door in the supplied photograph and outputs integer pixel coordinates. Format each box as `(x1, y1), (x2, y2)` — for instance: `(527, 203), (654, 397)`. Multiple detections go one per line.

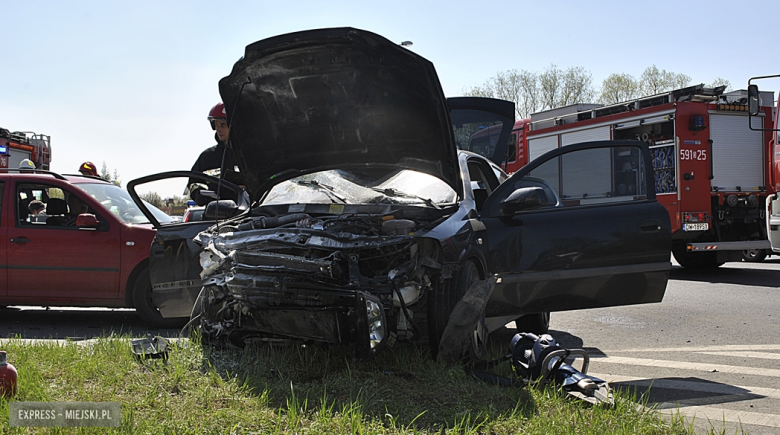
(767, 197), (780, 253)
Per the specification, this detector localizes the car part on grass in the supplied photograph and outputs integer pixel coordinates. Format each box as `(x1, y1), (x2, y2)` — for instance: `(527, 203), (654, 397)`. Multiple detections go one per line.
(510, 332), (614, 406)
(130, 334), (170, 360)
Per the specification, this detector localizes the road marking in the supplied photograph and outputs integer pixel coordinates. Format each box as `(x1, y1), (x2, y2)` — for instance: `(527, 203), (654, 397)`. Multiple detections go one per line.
(589, 373), (780, 399)
(656, 404), (780, 428)
(593, 356), (780, 377)
(698, 351), (780, 360)
(614, 344), (780, 353)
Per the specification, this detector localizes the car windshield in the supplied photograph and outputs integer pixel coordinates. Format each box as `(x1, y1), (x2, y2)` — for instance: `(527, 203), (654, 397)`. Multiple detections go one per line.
(261, 169), (457, 206)
(77, 182), (173, 224)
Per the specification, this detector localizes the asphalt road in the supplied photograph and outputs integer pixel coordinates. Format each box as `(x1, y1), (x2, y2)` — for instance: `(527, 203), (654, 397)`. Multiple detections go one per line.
(2, 258), (779, 434)
(546, 259), (780, 435)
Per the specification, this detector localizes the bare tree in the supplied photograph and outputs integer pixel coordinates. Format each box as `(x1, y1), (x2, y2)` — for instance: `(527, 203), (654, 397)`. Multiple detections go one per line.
(599, 73), (639, 104)
(538, 64), (595, 109)
(100, 162), (111, 181)
(140, 191), (163, 208)
(463, 69), (542, 118)
(708, 77), (732, 91)
(639, 65), (691, 96)
(99, 161), (121, 185)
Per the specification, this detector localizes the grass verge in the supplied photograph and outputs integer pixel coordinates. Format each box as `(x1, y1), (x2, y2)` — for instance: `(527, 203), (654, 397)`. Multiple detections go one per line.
(0, 335), (741, 434)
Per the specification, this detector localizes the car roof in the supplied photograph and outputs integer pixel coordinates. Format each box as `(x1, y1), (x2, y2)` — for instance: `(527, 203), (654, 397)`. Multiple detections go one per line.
(0, 169), (112, 184)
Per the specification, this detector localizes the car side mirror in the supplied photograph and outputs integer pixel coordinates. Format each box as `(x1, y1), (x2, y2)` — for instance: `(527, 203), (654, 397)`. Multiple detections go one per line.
(204, 200), (240, 220)
(748, 84), (761, 116)
(499, 187), (548, 215)
(76, 213), (100, 228)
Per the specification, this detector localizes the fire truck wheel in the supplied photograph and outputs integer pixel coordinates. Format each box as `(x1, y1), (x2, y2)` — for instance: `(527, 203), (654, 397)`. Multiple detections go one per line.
(133, 267), (188, 328)
(514, 312), (550, 335)
(672, 249), (725, 269)
(741, 249), (767, 262)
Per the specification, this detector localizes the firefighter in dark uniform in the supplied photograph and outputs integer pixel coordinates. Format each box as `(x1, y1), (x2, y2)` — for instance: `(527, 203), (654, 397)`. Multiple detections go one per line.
(188, 102), (246, 205)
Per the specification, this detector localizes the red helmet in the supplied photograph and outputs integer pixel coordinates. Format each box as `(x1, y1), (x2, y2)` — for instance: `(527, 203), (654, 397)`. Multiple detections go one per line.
(79, 161), (98, 176)
(208, 102), (226, 130)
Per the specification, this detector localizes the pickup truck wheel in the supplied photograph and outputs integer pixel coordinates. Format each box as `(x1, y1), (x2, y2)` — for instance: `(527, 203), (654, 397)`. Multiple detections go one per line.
(672, 248), (724, 269)
(133, 268), (188, 328)
(514, 312), (550, 335)
(742, 249), (767, 262)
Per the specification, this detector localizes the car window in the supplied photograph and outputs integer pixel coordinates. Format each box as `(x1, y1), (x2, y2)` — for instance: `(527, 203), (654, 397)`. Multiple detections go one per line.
(16, 182), (96, 228)
(519, 145), (648, 207)
(77, 182), (173, 224)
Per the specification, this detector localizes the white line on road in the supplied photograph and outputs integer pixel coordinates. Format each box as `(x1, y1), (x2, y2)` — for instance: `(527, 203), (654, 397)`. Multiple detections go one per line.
(589, 373), (780, 400)
(593, 356), (780, 377)
(656, 403), (780, 428)
(613, 344), (780, 353)
(698, 351), (780, 361)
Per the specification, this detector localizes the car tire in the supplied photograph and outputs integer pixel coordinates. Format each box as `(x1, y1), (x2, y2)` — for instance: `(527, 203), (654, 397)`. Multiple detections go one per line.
(672, 248), (724, 269)
(514, 312), (550, 335)
(430, 261), (486, 361)
(742, 249), (767, 262)
(132, 267), (188, 328)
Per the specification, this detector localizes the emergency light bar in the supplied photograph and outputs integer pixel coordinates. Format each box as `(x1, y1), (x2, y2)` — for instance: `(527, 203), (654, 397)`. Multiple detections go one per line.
(717, 103), (749, 112)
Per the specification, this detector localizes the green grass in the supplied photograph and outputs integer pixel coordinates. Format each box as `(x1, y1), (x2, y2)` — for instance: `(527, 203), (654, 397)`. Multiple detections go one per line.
(0, 336), (743, 434)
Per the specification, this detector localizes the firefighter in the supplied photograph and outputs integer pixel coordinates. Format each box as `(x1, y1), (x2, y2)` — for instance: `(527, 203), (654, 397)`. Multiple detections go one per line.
(19, 159), (35, 170)
(188, 102), (245, 206)
(79, 161), (98, 177)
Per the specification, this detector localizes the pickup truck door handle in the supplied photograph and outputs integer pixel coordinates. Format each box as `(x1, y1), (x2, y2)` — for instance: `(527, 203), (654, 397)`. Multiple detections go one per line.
(151, 244), (166, 257)
(640, 219), (662, 232)
(10, 237), (30, 243)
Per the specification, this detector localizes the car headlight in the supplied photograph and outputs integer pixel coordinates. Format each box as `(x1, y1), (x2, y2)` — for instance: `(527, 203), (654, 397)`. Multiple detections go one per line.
(356, 292), (387, 358)
(366, 298), (384, 349)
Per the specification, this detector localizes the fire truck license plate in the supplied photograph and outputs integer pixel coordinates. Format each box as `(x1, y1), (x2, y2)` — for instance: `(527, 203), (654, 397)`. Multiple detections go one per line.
(683, 223), (708, 231)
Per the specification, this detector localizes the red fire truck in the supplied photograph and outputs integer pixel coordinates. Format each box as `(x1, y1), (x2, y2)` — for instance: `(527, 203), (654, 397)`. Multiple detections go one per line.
(0, 127), (52, 170)
(479, 84), (776, 268)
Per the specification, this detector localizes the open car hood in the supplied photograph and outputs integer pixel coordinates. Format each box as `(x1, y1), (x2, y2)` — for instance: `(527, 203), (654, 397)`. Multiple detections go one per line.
(219, 27), (461, 200)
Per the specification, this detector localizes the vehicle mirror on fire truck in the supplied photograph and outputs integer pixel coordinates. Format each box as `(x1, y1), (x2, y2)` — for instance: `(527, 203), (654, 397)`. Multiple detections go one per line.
(747, 84), (761, 116)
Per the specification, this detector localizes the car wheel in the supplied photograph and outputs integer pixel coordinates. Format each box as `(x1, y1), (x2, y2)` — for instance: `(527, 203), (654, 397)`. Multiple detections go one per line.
(514, 312), (550, 335)
(742, 249), (767, 262)
(132, 267), (188, 328)
(672, 248), (724, 269)
(430, 261), (486, 361)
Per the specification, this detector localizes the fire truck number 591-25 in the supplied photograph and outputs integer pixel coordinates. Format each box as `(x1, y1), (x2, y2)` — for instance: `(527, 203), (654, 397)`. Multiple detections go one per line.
(680, 149), (707, 161)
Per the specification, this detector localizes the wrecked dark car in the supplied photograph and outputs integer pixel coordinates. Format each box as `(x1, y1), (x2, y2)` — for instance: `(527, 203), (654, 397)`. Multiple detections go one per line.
(128, 27), (671, 360)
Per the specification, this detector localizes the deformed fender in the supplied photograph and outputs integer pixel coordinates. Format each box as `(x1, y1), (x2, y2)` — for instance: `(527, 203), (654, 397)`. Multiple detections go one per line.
(437, 277), (497, 364)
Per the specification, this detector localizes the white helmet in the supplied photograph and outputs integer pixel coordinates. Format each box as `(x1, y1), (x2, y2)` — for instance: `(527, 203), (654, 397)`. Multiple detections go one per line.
(19, 159), (35, 170)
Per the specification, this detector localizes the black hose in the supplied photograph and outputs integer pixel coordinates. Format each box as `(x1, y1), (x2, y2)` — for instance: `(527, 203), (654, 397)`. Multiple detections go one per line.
(236, 213), (311, 231)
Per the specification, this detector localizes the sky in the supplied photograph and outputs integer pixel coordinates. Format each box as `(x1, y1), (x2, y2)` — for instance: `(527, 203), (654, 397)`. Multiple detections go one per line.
(2, 0), (779, 198)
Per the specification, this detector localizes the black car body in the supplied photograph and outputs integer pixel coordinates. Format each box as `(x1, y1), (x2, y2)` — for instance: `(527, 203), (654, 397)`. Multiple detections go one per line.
(128, 28), (671, 359)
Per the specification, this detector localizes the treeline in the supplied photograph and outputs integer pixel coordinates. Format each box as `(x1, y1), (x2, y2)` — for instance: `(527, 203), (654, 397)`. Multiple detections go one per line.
(463, 64), (731, 119)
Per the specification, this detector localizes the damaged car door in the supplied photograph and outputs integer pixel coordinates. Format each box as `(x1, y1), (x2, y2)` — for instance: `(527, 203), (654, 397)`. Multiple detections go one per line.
(479, 140), (671, 326)
(127, 171), (249, 319)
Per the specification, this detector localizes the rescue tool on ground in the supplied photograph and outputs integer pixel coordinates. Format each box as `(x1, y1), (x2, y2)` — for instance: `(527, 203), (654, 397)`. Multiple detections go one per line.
(462, 84), (777, 268)
(510, 332), (613, 405)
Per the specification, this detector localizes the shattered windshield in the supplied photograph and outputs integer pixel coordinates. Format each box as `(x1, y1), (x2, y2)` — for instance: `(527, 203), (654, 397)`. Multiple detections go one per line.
(78, 182), (173, 224)
(261, 169), (457, 206)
